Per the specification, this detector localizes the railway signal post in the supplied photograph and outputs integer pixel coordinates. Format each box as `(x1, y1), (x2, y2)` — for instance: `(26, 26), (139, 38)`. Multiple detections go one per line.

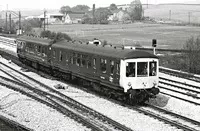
(152, 39), (157, 55)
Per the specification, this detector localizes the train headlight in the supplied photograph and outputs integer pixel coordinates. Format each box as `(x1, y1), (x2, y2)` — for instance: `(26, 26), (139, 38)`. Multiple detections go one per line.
(128, 82), (132, 87)
(153, 81), (157, 87)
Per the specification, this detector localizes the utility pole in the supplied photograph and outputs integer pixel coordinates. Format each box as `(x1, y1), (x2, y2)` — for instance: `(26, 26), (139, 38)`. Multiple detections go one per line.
(44, 10), (46, 31)
(147, 0), (148, 9)
(92, 4), (95, 24)
(9, 13), (11, 33)
(5, 12), (7, 31)
(188, 12), (191, 24)
(19, 11), (21, 35)
(169, 10), (171, 20)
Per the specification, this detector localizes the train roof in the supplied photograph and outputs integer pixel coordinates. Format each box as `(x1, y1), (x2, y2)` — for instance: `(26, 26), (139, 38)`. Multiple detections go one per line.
(52, 40), (158, 60)
(17, 35), (52, 46)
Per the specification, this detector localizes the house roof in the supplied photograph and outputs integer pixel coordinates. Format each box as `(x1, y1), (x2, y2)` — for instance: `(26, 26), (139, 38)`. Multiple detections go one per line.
(38, 13), (64, 18)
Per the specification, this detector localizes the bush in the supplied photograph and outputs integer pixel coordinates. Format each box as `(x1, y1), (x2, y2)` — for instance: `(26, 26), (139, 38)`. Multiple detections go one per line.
(40, 30), (72, 42)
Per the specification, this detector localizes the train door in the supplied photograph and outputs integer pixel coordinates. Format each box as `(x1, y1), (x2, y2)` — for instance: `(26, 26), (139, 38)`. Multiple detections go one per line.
(148, 60), (159, 88)
(135, 61), (149, 89)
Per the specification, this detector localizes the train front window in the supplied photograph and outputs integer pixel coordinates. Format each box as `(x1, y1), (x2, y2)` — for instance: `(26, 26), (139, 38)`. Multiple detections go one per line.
(137, 62), (148, 77)
(126, 62), (135, 77)
(149, 61), (157, 76)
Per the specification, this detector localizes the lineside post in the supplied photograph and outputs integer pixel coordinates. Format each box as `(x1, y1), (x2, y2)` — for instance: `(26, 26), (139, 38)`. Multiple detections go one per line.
(152, 39), (157, 55)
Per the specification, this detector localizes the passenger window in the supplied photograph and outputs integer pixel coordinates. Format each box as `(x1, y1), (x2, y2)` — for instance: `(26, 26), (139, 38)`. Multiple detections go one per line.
(87, 61), (91, 68)
(59, 51), (62, 61)
(110, 60), (114, 75)
(137, 62), (148, 77)
(100, 58), (107, 73)
(66, 54), (68, 63)
(149, 61), (157, 76)
(42, 47), (46, 57)
(38, 46), (41, 52)
(93, 58), (96, 69)
(70, 56), (73, 64)
(81, 59), (86, 67)
(126, 62), (135, 77)
(76, 58), (80, 66)
(116, 63), (120, 75)
(53, 50), (56, 58)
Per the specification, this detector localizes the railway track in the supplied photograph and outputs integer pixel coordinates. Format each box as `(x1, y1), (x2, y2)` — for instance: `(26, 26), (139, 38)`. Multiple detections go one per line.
(1, 62), (200, 131)
(0, 114), (33, 131)
(1, 36), (200, 130)
(159, 76), (200, 105)
(0, 62), (132, 131)
(159, 67), (200, 83)
(140, 104), (200, 131)
(0, 36), (16, 47)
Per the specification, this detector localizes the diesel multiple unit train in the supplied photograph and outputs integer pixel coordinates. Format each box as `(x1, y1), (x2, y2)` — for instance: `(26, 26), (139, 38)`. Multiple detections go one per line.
(16, 35), (159, 103)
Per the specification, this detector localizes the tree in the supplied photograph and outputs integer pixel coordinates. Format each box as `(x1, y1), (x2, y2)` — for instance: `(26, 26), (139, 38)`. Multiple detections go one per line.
(71, 5), (90, 12)
(109, 3), (118, 10)
(183, 36), (200, 73)
(60, 6), (71, 14)
(127, 0), (143, 21)
(95, 8), (112, 24)
(121, 13), (131, 22)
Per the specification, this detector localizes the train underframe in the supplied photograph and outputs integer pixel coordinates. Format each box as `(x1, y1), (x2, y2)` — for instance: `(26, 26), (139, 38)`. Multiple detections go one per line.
(19, 56), (159, 105)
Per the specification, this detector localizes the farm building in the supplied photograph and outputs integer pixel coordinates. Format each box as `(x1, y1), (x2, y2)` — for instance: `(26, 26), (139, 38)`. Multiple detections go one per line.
(108, 10), (129, 22)
(38, 13), (64, 24)
(64, 12), (85, 24)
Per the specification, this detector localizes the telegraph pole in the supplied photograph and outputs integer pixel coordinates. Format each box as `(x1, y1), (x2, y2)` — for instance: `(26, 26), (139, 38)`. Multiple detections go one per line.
(19, 11), (21, 34)
(44, 10), (46, 31)
(5, 12), (7, 31)
(147, 0), (148, 8)
(9, 13), (11, 33)
(169, 10), (171, 20)
(188, 12), (191, 24)
(92, 4), (95, 24)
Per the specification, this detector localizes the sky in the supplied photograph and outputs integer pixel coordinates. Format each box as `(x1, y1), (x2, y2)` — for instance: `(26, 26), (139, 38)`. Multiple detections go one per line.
(0, 0), (199, 10)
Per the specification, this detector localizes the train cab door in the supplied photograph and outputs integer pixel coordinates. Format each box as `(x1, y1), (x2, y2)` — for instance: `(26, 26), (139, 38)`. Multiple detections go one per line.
(148, 60), (159, 88)
(136, 61), (149, 89)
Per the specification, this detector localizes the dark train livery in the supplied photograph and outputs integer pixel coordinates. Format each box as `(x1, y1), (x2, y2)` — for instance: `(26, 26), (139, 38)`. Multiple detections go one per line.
(16, 35), (159, 103)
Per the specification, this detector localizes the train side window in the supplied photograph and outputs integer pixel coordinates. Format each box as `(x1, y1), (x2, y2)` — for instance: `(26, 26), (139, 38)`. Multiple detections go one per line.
(116, 63), (120, 75)
(59, 51), (63, 61)
(137, 62), (148, 77)
(53, 50), (56, 58)
(149, 61), (157, 76)
(110, 60), (114, 75)
(126, 62), (135, 77)
(38, 46), (41, 52)
(42, 47), (45, 57)
(81, 59), (86, 67)
(87, 60), (91, 68)
(100, 58), (107, 73)
(93, 58), (96, 69)
(66, 54), (69, 63)
(70, 56), (73, 64)
(73, 53), (76, 64)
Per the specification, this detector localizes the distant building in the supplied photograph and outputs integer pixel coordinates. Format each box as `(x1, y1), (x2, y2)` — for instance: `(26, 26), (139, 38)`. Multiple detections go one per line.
(108, 10), (129, 22)
(117, 4), (130, 11)
(64, 12), (85, 24)
(37, 13), (64, 24)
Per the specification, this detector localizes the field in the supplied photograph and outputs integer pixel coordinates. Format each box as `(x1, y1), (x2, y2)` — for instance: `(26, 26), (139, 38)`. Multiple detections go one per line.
(46, 22), (200, 49)
(144, 4), (200, 24)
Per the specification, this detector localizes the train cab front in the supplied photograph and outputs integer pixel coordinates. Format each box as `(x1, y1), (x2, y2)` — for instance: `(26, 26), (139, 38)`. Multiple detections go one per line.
(120, 59), (160, 103)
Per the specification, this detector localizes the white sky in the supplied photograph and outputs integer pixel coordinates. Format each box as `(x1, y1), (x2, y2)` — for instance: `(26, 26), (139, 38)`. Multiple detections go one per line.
(0, 0), (199, 10)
